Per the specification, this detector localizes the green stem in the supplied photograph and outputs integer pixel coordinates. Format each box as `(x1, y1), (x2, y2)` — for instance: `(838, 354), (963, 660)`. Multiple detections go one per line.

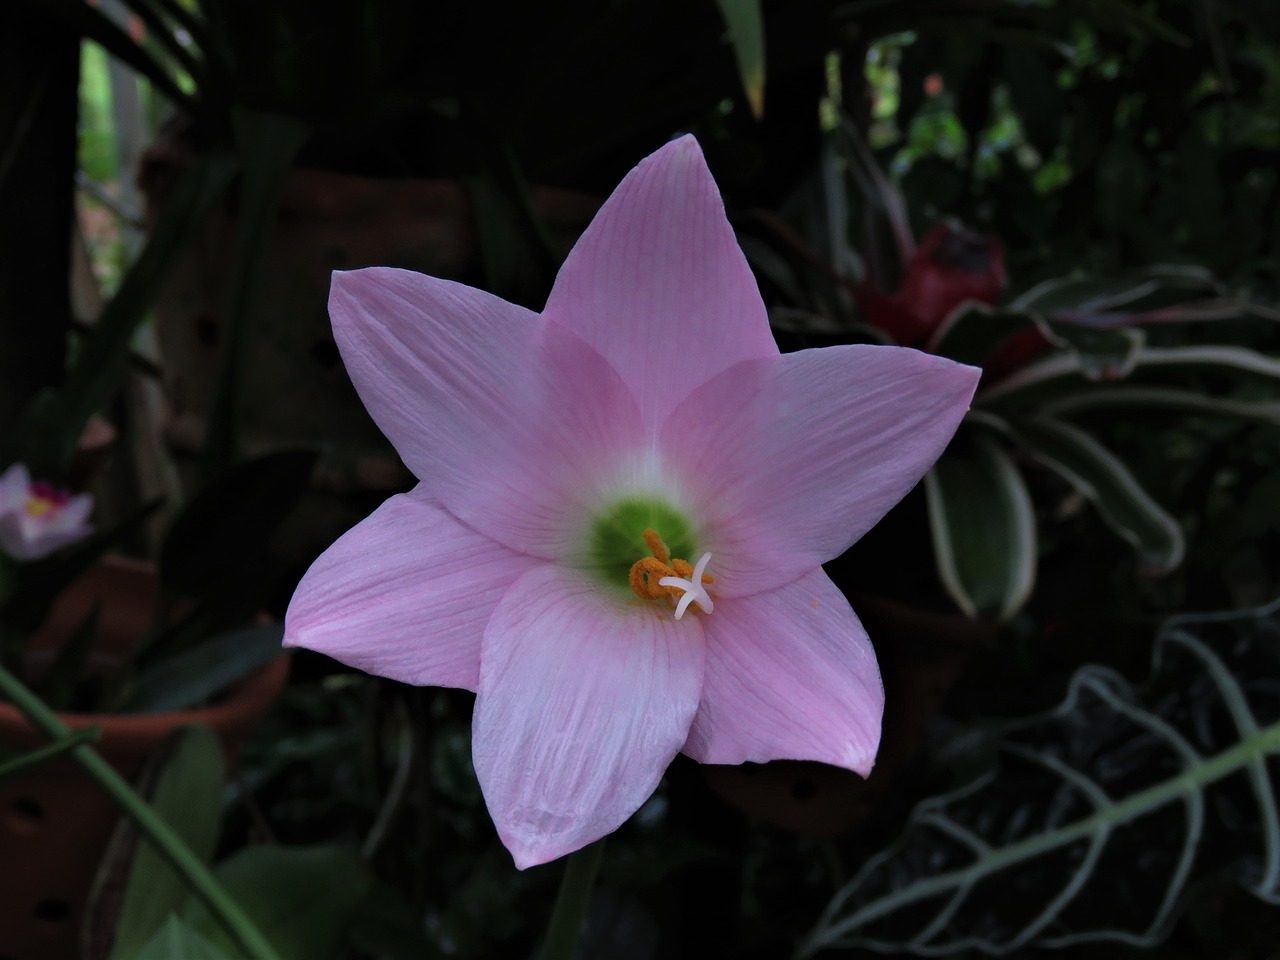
(540, 839), (606, 960)
(0, 724), (100, 785)
(0, 664), (281, 960)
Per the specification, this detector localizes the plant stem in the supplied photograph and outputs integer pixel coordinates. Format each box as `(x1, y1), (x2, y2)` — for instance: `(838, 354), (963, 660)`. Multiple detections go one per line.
(540, 839), (606, 960)
(0, 664), (281, 960)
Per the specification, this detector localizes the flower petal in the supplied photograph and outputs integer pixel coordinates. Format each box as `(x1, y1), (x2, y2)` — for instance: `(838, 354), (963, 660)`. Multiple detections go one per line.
(662, 345), (980, 595)
(543, 135), (777, 427)
(330, 268), (646, 558)
(684, 568), (882, 774)
(284, 488), (539, 691)
(55, 493), (94, 530)
(473, 565), (705, 868)
(0, 463), (29, 513)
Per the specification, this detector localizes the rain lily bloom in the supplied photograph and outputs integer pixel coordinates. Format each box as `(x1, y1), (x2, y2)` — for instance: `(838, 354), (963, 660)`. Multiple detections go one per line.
(0, 463), (94, 561)
(285, 136), (981, 868)
(856, 222), (1006, 347)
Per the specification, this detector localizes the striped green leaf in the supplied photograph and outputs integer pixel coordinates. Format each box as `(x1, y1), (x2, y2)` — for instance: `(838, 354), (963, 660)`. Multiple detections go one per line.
(980, 344), (1280, 409)
(1043, 385), (1280, 425)
(1003, 417), (1183, 574)
(925, 435), (1036, 622)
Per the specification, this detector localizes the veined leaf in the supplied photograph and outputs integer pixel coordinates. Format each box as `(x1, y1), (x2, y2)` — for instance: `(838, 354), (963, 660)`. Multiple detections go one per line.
(800, 599), (1280, 956)
(714, 0), (766, 118)
(1043, 386), (1280, 425)
(999, 417), (1184, 574)
(924, 435), (1036, 622)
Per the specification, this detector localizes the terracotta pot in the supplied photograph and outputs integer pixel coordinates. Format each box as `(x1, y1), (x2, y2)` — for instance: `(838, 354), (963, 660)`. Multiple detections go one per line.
(701, 593), (991, 836)
(0, 556), (289, 960)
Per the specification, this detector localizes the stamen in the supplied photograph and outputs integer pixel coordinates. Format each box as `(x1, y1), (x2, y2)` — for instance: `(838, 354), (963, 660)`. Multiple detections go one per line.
(629, 556), (674, 601)
(25, 497), (54, 518)
(659, 552), (715, 620)
(642, 528), (669, 565)
(627, 531), (715, 617)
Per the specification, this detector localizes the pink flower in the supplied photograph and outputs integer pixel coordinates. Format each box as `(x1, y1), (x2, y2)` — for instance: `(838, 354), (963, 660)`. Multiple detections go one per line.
(0, 463), (94, 561)
(284, 136), (980, 868)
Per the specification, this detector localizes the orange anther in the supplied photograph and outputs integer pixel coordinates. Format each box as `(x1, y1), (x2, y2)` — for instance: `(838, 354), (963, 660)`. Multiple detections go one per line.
(642, 528), (669, 565)
(629, 528), (714, 607)
(630, 556), (675, 601)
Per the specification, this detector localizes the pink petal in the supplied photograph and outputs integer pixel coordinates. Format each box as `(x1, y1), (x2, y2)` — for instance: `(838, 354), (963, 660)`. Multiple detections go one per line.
(56, 493), (94, 529)
(543, 135), (777, 427)
(284, 488), (539, 691)
(0, 463), (30, 513)
(662, 345), (980, 596)
(330, 268), (646, 558)
(683, 568), (882, 774)
(473, 565), (705, 868)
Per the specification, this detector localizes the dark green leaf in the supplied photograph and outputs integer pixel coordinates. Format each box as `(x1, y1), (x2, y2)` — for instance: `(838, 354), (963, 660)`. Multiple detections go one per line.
(1046, 323), (1144, 380)
(981, 345), (1280, 410)
(15, 0), (192, 108)
(714, 0), (765, 118)
(184, 845), (372, 960)
(925, 433), (1036, 621)
(1009, 266), (1220, 317)
(123, 624), (284, 713)
(134, 915), (236, 960)
(1006, 417), (1183, 573)
(1043, 386), (1280, 426)
(160, 450), (317, 597)
(111, 725), (225, 959)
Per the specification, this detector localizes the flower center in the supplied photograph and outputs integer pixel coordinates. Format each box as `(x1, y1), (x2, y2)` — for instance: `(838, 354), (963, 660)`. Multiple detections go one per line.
(629, 528), (714, 620)
(24, 482), (69, 518)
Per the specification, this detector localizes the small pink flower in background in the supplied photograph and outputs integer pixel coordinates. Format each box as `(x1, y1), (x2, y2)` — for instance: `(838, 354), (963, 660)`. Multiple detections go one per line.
(0, 463), (94, 561)
(857, 222), (1006, 347)
(285, 136), (980, 868)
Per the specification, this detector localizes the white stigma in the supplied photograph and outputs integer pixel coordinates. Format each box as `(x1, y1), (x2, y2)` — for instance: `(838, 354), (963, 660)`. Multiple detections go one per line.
(659, 552), (714, 620)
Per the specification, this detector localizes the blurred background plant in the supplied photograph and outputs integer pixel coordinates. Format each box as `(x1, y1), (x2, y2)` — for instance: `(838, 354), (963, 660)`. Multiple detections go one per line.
(0, 0), (1279, 957)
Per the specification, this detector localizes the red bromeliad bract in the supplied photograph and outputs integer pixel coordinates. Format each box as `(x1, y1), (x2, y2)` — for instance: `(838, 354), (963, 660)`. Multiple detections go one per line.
(284, 136), (980, 868)
(857, 222), (1006, 348)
